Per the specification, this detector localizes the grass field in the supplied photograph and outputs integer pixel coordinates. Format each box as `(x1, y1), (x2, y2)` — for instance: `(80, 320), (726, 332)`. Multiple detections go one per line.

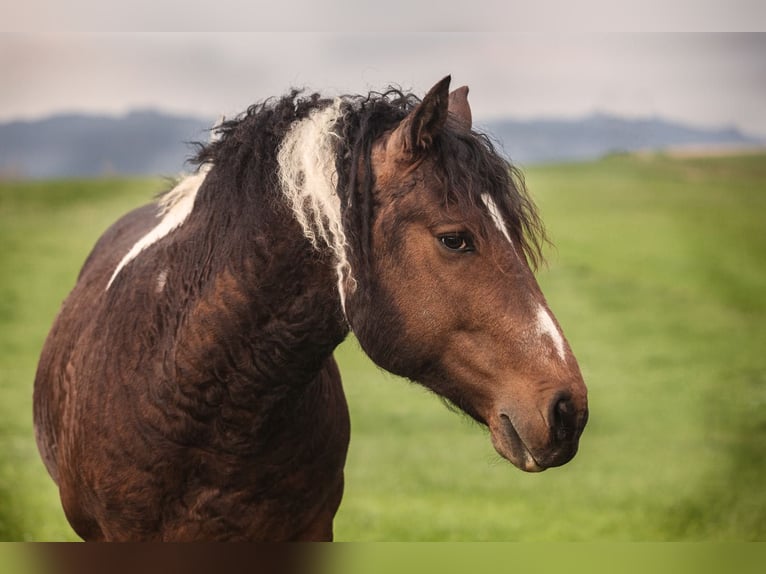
(1, 153), (765, 541)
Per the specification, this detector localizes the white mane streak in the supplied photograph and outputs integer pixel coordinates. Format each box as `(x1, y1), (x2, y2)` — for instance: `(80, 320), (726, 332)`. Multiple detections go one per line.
(277, 99), (352, 312)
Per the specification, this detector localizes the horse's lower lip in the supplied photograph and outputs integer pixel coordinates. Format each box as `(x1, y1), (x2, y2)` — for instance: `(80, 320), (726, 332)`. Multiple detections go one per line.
(493, 414), (544, 473)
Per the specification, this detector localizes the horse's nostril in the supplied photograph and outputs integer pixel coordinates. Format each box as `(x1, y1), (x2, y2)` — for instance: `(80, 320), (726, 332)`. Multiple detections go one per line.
(550, 394), (576, 443)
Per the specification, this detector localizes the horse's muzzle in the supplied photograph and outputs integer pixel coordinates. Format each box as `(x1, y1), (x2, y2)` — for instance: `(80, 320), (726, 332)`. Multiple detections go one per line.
(490, 392), (588, 472)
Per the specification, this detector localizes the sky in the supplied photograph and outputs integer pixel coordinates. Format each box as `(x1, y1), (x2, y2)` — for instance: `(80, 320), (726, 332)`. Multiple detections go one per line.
(2, 33), (766, 137)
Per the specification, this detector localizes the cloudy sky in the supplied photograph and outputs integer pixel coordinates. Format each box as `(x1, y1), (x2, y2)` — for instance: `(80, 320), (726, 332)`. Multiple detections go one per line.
(2, 33), (765, 137)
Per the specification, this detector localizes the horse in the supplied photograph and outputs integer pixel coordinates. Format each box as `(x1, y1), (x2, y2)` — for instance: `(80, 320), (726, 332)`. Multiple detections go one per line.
(33, 76), (588, 541)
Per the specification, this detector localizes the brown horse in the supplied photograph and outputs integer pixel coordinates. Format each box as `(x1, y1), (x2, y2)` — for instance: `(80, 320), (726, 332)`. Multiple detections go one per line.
(33, 76), (588, 541)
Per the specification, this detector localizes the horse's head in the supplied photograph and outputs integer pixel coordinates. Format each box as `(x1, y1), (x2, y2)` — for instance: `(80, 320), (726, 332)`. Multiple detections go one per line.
(343, 76), (588, 472)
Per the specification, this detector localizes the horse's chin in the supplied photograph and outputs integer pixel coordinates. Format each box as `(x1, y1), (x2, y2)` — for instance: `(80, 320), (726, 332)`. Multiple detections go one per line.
(488, 415), (545, 473)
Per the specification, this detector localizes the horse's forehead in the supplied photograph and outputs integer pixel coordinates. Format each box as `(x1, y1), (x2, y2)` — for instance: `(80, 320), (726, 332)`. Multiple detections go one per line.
(371, 140), (442, 196)
(370, 157), (470, 228)
(370, 136), (511, 234)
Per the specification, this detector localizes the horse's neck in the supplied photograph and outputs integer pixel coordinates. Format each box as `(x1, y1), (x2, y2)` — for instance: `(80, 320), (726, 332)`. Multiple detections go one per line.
(172, 178), (349, 395)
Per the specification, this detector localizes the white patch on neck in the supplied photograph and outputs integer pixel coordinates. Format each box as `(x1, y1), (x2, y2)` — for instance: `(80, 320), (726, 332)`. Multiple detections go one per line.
(276, 99), (352, 315)
(156, 269), (168, 293)
(536, 304), (566, 361)
(106, 118), (224, 290)
(106, 164), (210, 289)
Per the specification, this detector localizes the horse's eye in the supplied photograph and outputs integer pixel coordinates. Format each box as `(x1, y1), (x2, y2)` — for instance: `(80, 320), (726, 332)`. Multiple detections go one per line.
(438, 233), (475, 253)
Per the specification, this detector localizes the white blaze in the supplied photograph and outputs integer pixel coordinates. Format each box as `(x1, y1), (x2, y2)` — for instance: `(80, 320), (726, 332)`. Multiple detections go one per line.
(481, 192), (513, 244)
(536, 304), (566, 360)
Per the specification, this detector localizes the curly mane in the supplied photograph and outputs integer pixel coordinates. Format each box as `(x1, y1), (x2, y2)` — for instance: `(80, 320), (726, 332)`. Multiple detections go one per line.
(191, 87), (547, 276)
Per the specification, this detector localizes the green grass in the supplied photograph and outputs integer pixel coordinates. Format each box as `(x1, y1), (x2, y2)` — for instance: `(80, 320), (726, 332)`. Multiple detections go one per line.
(1, 153), (765, 541)
(0, 177), (162, 541)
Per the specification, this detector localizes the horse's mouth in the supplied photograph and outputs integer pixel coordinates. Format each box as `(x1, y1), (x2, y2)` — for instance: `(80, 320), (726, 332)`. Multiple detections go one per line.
(490, 414), (545, 473)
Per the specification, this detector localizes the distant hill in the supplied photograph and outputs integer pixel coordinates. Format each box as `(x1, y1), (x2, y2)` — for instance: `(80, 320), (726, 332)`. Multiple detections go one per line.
(0, 111), (213, 179)
(0, 109), (763, 179)
(482, 113), (764, 165)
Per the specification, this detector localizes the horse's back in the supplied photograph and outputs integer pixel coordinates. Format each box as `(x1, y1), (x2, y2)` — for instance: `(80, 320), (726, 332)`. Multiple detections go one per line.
(33, 201), (160, 484)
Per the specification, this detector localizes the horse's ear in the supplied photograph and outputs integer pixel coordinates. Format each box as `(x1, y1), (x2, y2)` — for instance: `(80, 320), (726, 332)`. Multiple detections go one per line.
(448, 85), (472, 130)
(390, 75), (451, 156)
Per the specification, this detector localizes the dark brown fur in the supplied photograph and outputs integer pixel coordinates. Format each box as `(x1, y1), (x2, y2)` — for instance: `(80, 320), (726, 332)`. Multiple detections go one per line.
(34, 77), (587, 541)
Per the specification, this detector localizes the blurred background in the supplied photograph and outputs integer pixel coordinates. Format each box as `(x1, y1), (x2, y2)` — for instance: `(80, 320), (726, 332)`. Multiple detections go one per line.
(1, 32), (765, 540)
(3, 34), (765, 178)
